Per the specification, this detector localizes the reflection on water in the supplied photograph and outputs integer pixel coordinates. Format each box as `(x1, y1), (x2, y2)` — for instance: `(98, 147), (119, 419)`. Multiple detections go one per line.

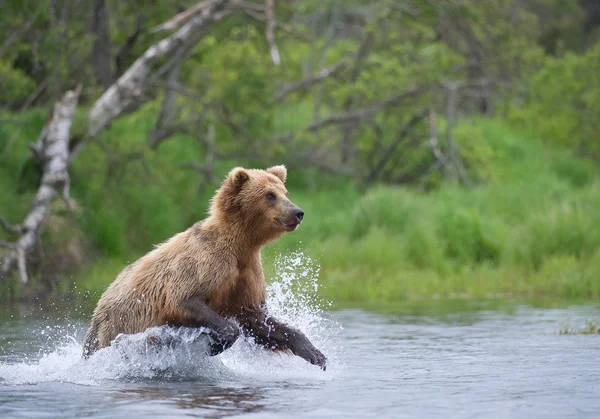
(117, 386), (267, 417)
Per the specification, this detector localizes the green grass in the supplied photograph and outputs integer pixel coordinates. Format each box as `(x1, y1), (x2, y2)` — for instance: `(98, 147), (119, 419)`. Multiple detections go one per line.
(2, 105), (600, 303)
(559, 319), (600, 335)
(262, 119), (600, 302)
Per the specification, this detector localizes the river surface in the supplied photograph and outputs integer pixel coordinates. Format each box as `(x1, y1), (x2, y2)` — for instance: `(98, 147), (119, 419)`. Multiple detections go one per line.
(2, 300), (599, 418)
(1, 252), (600, 419)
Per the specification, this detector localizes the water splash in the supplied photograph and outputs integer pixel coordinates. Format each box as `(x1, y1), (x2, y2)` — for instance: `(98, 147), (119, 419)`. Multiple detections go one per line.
(220, 250), (343, 382)
(0, 251), (342, 385)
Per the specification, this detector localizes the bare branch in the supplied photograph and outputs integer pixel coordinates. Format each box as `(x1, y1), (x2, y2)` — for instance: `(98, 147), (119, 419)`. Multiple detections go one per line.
(366, 109), (428, 184)
(150, 1), (216, 33)
(444, 82), (471, 185)
(285, 155), (355, 178)
(148, 60), (181, 149)
(17, 248), (28, 284)
(120, 152), (153, 179)
(380, 134), (427, 182)
(265, 0), (281, 65)
(0, 240), (16, 249)
(92, 0), (114, 89)
(271, 90), (415, 146)
(305, 87), (422, 133)
(0, 217), (23, 234)
(0, 6), (43, 59)
(276, 60), (347, 102)
(340, 30), (374, 165)
(20, 78), (49, 111)
(312, 0), (341, 121)
(428, 108), (453, 178)
(145, 79), (207, 103)
(240, 6), (311, 41)
(87, 0), (230, 139)
(181, 161), (209, 172)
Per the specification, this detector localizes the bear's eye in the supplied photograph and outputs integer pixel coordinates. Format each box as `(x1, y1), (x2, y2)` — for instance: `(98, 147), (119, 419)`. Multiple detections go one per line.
(266, 192), (277, 202)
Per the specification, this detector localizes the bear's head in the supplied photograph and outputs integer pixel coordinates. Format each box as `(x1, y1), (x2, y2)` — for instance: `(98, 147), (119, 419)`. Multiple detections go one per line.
(210, 165), (304, 244)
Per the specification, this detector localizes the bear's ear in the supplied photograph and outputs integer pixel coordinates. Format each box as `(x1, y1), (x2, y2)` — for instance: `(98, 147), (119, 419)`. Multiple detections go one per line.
(266, 165), (287, 183)
(227, 167), (250, 190)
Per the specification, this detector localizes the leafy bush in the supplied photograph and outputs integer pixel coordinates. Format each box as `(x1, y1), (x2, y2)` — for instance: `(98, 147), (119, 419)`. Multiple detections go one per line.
(0, 60), (35, 107)
(511, 43), (600, 158)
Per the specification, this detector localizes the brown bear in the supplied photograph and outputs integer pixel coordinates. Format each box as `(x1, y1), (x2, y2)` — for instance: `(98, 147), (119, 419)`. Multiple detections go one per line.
(82, 165), (326, 369)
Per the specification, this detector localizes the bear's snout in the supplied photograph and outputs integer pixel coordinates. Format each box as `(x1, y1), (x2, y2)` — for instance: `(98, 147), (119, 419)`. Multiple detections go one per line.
(294, 208), (304, 223)
(279, 206), (304, 232)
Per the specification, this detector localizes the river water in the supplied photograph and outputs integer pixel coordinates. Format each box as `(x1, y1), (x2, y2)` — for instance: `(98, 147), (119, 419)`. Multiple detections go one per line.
(1, 256), (599, 418)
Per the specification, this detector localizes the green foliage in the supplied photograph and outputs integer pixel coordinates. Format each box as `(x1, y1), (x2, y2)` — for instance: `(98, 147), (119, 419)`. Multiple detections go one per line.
(1, 0), (600, 304)
(506, 186), (600, 270)
(3, 107), (600, 302)
(436, 206), (502, 265)
(452, 122), (497, 182)
(348, 187), (419, 239)
(0, 60), (35, 105)
(263, 119), (600, 302)
(512, 43), (600, 158)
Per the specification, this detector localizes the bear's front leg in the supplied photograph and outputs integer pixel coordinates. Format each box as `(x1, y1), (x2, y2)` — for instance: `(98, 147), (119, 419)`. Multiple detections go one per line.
(239, 306), (327, 370)
(179, 296), (240, 355)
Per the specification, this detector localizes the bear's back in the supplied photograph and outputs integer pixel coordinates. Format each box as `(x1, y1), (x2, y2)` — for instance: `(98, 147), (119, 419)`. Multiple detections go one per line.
(85, 218), (268, 351)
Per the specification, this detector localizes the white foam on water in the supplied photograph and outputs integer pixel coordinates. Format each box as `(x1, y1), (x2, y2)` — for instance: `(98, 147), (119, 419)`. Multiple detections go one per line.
(0, 251), (342, 386)
(219, 251), (343, 383)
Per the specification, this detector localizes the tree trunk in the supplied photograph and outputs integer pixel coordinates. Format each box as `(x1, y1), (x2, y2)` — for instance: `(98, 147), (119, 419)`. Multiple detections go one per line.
(86, 0), (229, 139)
(1, 86), (82, 284)
(92, 0), (114, 90)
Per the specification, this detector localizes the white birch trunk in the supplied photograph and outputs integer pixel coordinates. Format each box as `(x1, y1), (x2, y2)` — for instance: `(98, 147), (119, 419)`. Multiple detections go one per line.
(1, 86), (81, 283)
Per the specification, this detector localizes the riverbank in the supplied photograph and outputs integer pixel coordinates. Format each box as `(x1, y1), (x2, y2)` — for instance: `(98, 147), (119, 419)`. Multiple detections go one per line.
(76, 121), (600, 302)
(2, 113), (599, 302)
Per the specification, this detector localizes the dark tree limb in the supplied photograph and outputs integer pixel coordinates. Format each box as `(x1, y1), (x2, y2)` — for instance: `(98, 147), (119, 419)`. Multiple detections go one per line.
(106, 151), (153, 183)
(305, 87), (422, 133)
(380, 135), (427, 182)
(86, 0), (231, 139)
(0, 240), (16, 249)
(364, 119), (385, 168)
(148, 60), (181, 149)
(115, 14), (146, 78)
(366, 109), (428, 184)
(0, 6), (43, 59)
(181, 124), (252, 192)
(340, 30), (374, 165)
(284, 155), (355, 178)
(240, 4), (311, 41)
(312, 0), (341, 122)
(20, 78), (49, 111)
(0, 217), (24, 234)
(271, 88), (422, 149)
(149, 1), (216, 33)
(65, 0), (233, 165)
(1, 86), (81, 283)
(276, 61), (348, 102)
(145, 79), (208, 104)
(92, 0), (114, 89)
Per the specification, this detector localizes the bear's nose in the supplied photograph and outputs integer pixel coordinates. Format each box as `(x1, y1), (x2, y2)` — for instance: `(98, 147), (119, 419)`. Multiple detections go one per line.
(294, 208), (304, 223)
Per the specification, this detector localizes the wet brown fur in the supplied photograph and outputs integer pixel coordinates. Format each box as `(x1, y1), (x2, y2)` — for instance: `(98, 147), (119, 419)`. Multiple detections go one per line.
(83, 165), (304, 355)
